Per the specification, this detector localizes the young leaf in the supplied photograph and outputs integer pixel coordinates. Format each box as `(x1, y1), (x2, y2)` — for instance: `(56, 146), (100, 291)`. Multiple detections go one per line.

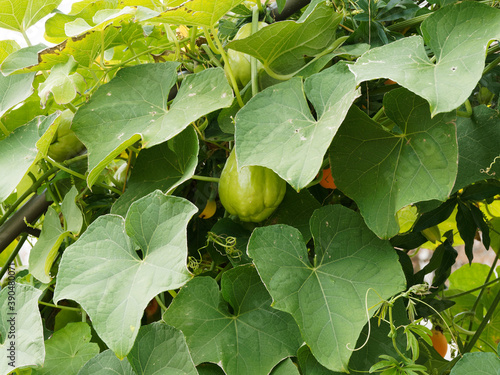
(163, 265), (303, 375)
(38, 56), (86, 106)
(330, 88), (457, 238)
(235, 63), (359, 191)
(247, 205), (406, 371)
(54, 191), (198, 358)
(350, 2), (500, 116)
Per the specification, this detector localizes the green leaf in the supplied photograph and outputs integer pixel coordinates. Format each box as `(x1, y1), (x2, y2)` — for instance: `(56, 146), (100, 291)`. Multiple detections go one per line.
(111, 126), (199, 217)
(163, 264), (303, 375)
(1, 44), (46, 75)
(28, 207), (68, 283)
(54, 191), (197, 358)
(21, 26), (120, 72)
(0, 71), (35, 118)
(0, 284), (44, 375)
(0, 40), (20, 63)
(235, 63), (359, 190)
(0, 0), (62, 32)
(330, 88), (457, 239)
(0, 112), (59, 201)
(154, 0), (244, 27)
(453, 105), (500, 192)
(72, 64), (232, 188)
(32, 322), (99, 375)
(228, 2), (341, 76)
(77, 350), (135, 375)
(29, 187), (83, 283)
(449, 352), (500, 374)
(271, 358), (300, 375)
(247, 205), (406, 371)
(350, 2), (500, 116)
(196, 363), (225, 375)
(127, 322), (198, 374)
(448, 263), (489, 293)
(64, 7), (140, 37)
(38, 57), (86, 105)
(62, 185), (83, 234)
(44, 0), (114, 43)
(296, 346), (341, 375)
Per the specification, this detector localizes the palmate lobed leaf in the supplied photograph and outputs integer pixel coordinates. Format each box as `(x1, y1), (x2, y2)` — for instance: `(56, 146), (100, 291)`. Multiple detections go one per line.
(77, 323), (199, 375)
(330, 88), (458, 239)
(235, 63), (359, 191)
(350, 2), (500, 117)
(54, 190), (198, 358)
(126, 322), (198, 375)
(71, 63), (233, 188)
(163, 264), (303, 375)
(0, 0), (61, 32)
(248, 205), (406, 372)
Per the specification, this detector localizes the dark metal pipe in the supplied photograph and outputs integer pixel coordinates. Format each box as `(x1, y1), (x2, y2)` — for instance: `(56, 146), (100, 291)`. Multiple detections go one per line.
(0, 192), (52, 253)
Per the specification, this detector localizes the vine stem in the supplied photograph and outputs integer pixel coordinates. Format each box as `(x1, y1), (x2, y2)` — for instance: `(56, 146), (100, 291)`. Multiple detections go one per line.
(164, 25), (181, 60)
(0, 234), (27, 280)
(483, 54), (500, 76)
(464, 285), (500, 352)
(446, 275), (500, 299)
(464, 249), (500, 345)
(209, 28), (245, 107)
(192, 175), (220, 183)
(250, 6), (260, 97)
(20, 28), (32, 47)
(46, 157), (123, 195)
(155, 295), (168, 311)
(38, 301), (82, 312)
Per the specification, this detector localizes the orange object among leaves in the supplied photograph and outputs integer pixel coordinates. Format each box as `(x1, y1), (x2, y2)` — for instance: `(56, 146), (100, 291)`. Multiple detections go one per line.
(430, 328), (448, 358)
(319, 168), (337, 189)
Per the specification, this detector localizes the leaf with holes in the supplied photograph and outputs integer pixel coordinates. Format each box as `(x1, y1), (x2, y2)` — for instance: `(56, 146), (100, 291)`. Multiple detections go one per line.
(350, 2), (500, 116)
(72, 64), (232, 188)
(235, 63), (359, 190)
